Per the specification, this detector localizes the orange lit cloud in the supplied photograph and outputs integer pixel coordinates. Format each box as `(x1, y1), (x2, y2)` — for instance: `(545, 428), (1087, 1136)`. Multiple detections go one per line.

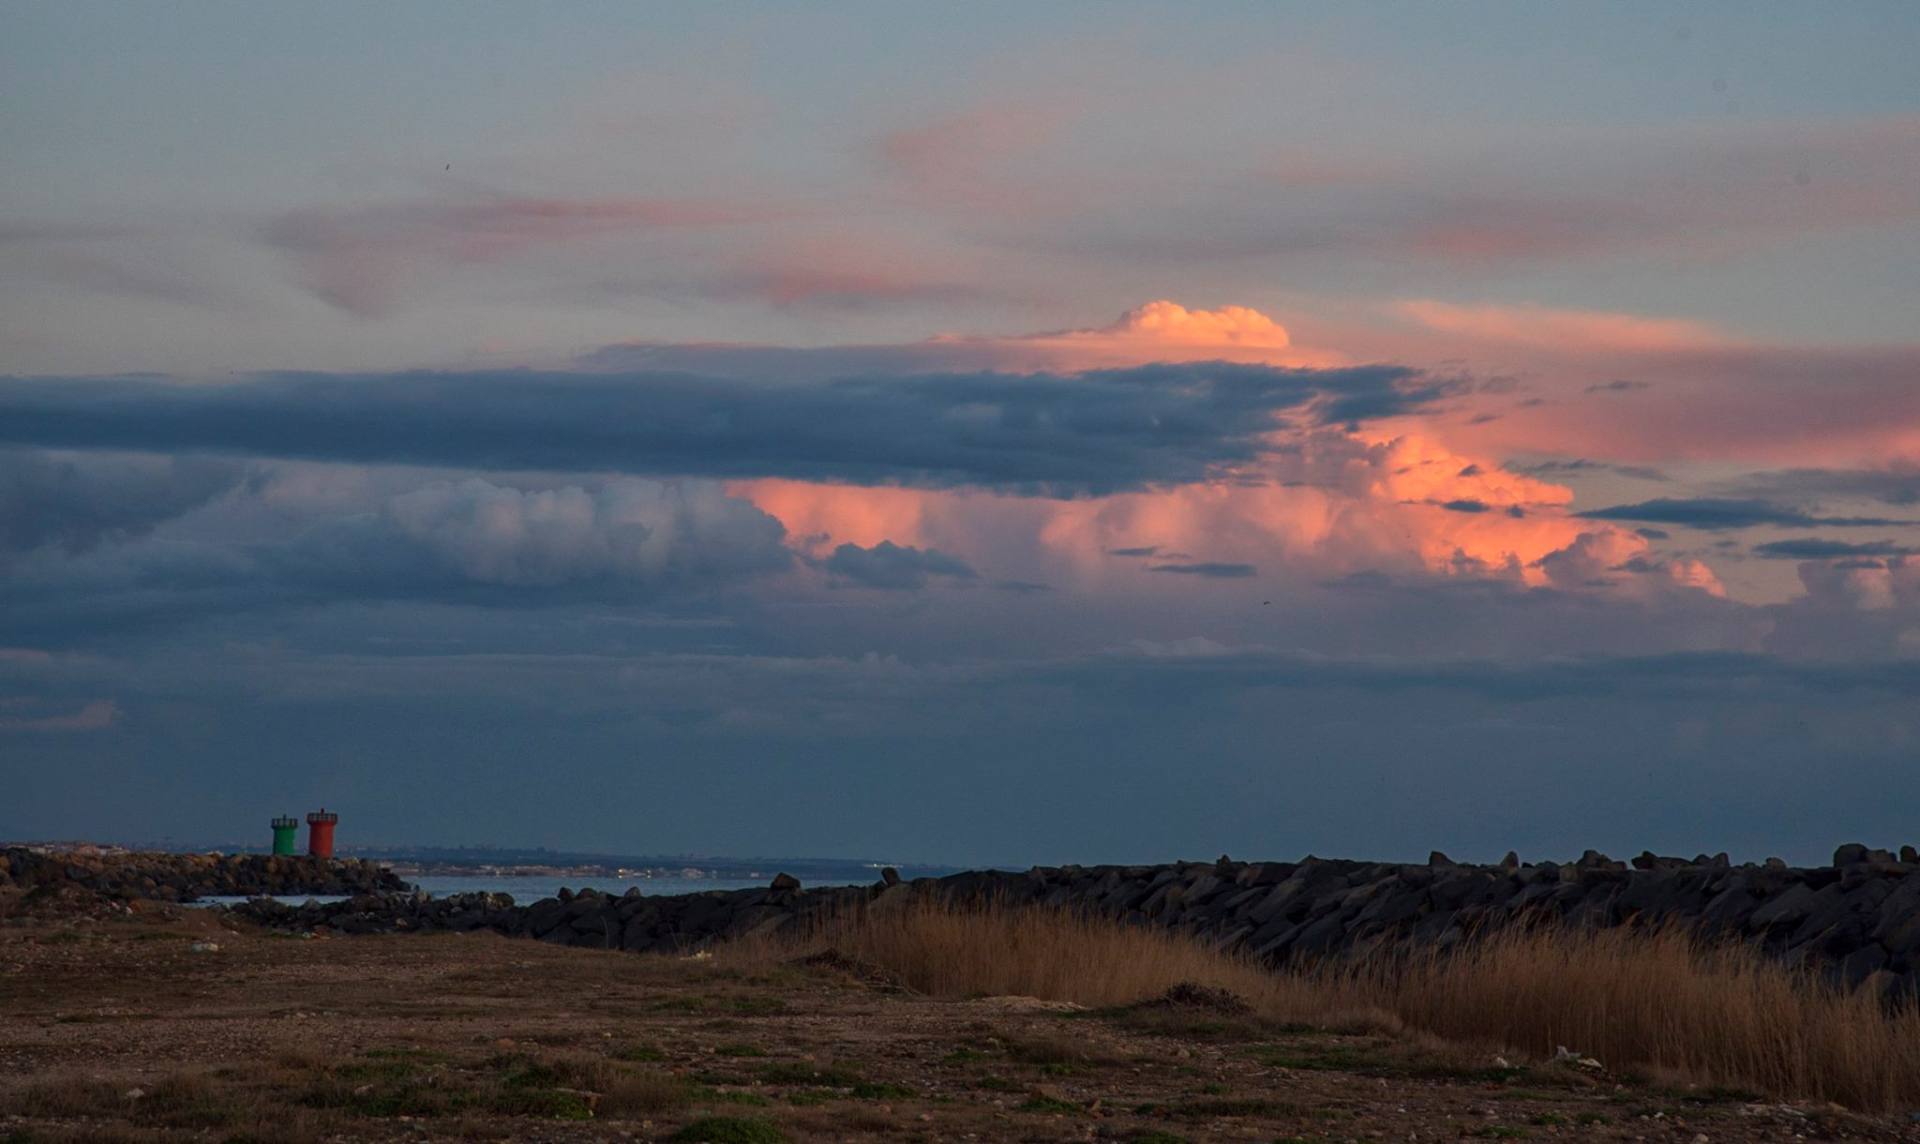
(732, 480), (937, 551)
(708, 299), (1745, 600)
(1034, 432), (1606, 588)
(736, 427), (1715, 599)
(930, 300), (1344, 370)
(1396, 300), (1731, 352)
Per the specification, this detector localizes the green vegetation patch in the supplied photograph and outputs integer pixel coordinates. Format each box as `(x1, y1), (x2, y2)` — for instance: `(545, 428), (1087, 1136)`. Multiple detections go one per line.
(756, 1062), (862, 1087)
(614, 1043), (669, 1062)
(300, 1077), (472, 1119)
(1017, 1094), (1083, 1115)
(670, 1116), (788, 1143)
(1253, 1038), (1525, 1084)
(487, 1086), (594, 1120)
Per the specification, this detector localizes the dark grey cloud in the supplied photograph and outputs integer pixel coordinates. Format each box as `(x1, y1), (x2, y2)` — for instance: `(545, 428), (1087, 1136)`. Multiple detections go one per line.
(1514, 459), (1671, 483)
(1731, 467), (1920, 508)
(823, 541), (976, 590)
(1578, 497), (1910, 530)
(286, 477), (793, 594)
(1584, 379), (1651, 394)
(0, 449), (242, 559)
(1751, 538), (1916, 560)
(1437, 498), (1489, 513)
(991, 579), (1052, 594)
(1106, 545), (1159, 557)
(1147, 562), (1257, 578)
(0, 362), (1431, 496)
(0, 475), (794, 649)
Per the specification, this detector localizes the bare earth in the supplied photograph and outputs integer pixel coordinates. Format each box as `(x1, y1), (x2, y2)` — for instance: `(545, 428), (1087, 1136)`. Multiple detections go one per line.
(1, 906), (1912, 1143)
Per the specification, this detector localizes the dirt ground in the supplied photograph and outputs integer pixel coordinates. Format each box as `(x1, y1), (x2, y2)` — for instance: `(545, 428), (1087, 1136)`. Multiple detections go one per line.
(1, 905), (1913, 1143)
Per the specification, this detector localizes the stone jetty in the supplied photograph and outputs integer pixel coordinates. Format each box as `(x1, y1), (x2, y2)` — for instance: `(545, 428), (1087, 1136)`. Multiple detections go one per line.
(0, 845), (406, 903)
(222, 844), (1920, 998)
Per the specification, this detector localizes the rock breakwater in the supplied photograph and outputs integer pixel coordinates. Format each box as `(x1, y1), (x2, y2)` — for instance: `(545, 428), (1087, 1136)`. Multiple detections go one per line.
(224, 844), (1920, 997)
(0, 846), (407, 903)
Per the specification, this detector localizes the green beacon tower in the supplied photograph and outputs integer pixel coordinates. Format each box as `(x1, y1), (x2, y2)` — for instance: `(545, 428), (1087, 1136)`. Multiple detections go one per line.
(270, 815), (300, 856)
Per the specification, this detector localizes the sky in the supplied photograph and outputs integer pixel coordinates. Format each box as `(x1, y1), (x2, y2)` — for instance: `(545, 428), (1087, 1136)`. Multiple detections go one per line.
(3, 3), (1919, 866)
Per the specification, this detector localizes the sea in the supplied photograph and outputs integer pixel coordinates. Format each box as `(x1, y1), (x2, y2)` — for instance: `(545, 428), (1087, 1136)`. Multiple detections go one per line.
(193, 872), (867, 908)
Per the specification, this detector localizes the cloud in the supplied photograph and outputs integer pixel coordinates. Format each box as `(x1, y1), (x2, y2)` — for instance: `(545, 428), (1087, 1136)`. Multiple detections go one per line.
(585, 300), (1343, 377)
(1578, 497), (1911, 530)
(1037, 115), (1920, 277)
(0, 361), (1435, 496)
(1399, 301), (1726, 352)
(823, 540), (976, 590)
(294, 477), (792, 592)
(263, 194), (767, 316)
(1534, 530), (1722, 597)
(1106, 545), (1159, 557)
(1147, 562), (1257, 578)
(878, 101), (1069, 214)
(1512, 459), (1671, 483)
(1751, 538), (1916, 560)
(0, 449), (242, 560)
(0, 698), (120, 732)
(1731, 467), (1920, 507)
(1438, 343), (1920, 468)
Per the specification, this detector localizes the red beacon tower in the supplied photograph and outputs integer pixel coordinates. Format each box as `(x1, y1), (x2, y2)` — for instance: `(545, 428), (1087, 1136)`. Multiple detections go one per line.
(305, 808), (339, 858)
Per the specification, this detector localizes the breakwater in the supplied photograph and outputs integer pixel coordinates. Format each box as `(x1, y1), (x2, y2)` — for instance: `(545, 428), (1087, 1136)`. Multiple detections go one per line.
(225, 844), (1920, 998)
(0, 846), (407, 902)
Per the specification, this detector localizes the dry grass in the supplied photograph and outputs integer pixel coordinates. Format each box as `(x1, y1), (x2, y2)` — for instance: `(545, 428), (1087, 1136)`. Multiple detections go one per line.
(730, 899), (1920, 1112)
(730, 897), (1387, 1027)
(1376, 924), (1920, 1112)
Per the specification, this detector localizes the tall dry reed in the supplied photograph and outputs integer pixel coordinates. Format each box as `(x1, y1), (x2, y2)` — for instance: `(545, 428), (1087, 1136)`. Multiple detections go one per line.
(733, 899), (1920, 1111)
(1373, 924), (1920, 1111)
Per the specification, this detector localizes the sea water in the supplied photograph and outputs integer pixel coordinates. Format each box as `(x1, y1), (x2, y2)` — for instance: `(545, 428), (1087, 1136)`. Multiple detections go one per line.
(193, 872), (865, 907)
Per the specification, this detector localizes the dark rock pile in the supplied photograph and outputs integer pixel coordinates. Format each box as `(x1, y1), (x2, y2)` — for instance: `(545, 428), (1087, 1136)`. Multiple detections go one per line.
(218, 844), (1920, 997)
(229, 882), (850, 949)
(0, 846), (407, 902)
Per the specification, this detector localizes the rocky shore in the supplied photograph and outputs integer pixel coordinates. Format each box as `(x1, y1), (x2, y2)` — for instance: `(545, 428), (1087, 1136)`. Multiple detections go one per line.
(0, 845), (407, 904)
(222, 843), (1920, 998)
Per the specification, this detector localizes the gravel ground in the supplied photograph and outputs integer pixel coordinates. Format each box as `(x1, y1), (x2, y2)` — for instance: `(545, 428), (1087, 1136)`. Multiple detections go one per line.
(1, 905), (1914, 1143)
